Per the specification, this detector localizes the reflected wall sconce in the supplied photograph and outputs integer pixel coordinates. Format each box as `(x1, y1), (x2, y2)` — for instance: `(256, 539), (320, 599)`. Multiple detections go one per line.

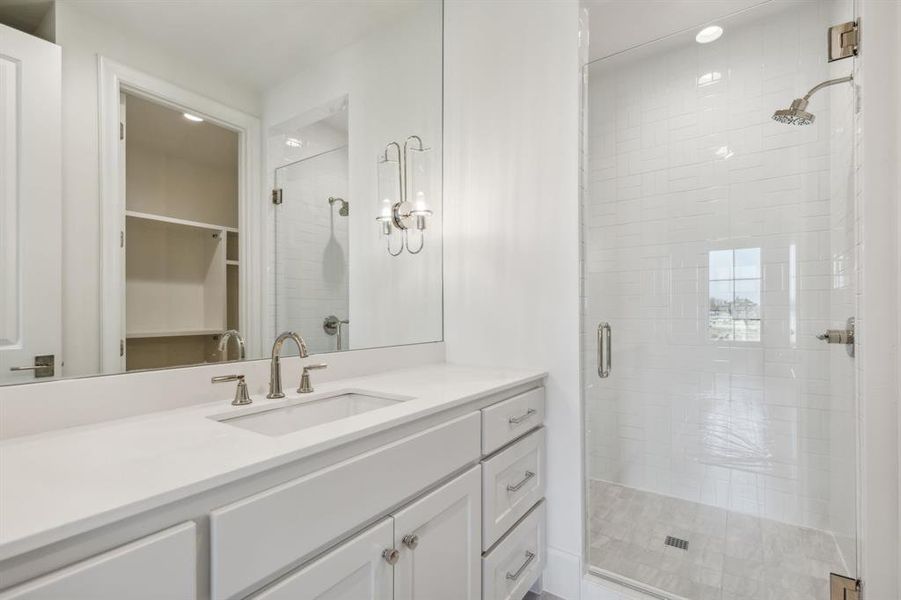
(376, 135), (433, 256)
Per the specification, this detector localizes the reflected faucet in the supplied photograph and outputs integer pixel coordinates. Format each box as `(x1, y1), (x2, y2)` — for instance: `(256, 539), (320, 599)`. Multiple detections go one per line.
(218, 330), (246, 360)
(268, 331), (309, 399)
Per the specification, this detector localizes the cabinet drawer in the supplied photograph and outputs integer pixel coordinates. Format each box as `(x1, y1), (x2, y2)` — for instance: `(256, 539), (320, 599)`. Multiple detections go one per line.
(481, 387), (544, 455)
(210, 412), (480, 600)
(0, 523), (196, 600)
(482, 501), (545, 600)
(248, 518), (393, 600)
(481, 427), (545, 550)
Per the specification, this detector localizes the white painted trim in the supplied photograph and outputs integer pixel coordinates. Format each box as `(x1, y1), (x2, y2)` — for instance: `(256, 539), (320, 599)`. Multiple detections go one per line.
(543, 546), (582, 600)
(856, 1), (901, 598)
(97, 57), (264, 373)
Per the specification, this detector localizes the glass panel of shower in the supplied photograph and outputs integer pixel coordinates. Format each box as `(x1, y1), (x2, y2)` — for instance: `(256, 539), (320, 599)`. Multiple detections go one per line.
(582, 2), (858, 599)
(274, 145), (350, 355)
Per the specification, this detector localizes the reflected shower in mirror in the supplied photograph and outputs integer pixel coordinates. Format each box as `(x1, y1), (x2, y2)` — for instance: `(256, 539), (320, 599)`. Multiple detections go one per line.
(274, 101), (350, 355)
(0, 0), (443, 385)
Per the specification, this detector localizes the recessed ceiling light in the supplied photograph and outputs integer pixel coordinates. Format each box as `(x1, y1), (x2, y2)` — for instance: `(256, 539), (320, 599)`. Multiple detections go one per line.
(183, 113), (204, 122)
(696, 25), (723, 44)
(285, 137), (303, 148)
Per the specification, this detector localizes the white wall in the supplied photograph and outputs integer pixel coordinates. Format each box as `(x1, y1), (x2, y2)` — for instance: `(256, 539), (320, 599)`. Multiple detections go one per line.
(857, 0), (901, 597)
(443, 1), (583, 597)
(52, 1), (259, 377)
(263, 3), (442, 352)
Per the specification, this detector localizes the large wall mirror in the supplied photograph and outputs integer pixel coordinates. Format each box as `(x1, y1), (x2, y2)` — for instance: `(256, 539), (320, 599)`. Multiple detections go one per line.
(0, 0), (443, 385)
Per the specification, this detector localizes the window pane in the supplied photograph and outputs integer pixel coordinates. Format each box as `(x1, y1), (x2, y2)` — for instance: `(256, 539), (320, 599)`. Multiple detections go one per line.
(735, 247), (761, 279)
(734, 279), (761, 319)
(709, 249), (733, 280)
(708, 280), (733, 340)
(734, 319), (761, 342)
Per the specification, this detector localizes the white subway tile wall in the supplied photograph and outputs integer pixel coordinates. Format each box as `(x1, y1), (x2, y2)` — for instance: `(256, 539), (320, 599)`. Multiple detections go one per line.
(582, 1), (857, 580)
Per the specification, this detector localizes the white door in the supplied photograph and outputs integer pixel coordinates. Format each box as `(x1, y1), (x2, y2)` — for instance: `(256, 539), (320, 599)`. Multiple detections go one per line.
(0, 24), (61, 383)
(250, 518), (393, 600)
(392, 466), (482, 600)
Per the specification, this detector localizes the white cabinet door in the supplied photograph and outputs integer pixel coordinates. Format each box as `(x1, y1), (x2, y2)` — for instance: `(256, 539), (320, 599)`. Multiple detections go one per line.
(250, 518), (393, 600)
(392, 466), (482, 600)
(0, 523), (196, 600)
(0, 24), (61, 384)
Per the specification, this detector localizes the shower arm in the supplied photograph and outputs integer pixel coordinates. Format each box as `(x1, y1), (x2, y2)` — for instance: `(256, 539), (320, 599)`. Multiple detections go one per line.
(801, 74), (853, 101)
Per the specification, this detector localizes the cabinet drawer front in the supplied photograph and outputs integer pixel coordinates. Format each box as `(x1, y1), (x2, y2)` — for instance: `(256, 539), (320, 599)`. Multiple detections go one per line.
(0, 523), (196, 600)
(481, 427), (545, 550)
(249, 518), (393, 600)
(482, 501), (546, 600)
(210, 412), (480, 600)
(481, 387), (544, 455)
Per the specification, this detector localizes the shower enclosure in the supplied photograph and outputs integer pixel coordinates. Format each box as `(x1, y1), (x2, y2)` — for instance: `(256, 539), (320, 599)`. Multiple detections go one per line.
(582, 2), (858, 599)
(274, 146), (350, 354)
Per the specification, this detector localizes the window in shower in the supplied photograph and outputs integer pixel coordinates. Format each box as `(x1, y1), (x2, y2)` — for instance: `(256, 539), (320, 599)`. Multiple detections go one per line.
(708, 248), (761, 342)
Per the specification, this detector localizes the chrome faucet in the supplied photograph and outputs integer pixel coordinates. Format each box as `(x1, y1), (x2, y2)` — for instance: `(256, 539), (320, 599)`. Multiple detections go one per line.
(268, 331), (309, 399)
(218, 329), (246, 360)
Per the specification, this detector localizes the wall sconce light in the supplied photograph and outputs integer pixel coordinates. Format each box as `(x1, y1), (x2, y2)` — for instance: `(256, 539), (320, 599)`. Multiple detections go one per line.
(376, 136), (432, 256)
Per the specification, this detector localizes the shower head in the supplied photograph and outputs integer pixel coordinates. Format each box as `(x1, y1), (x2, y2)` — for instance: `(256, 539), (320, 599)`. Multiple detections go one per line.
(772, 98), (815, 126)
(328, 196), (349, 216)
(772, 74), (853, 126)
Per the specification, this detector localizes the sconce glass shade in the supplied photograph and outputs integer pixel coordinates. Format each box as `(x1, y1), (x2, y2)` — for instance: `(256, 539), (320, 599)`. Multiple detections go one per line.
(407, 144), (433, 216)
(377, 152), (402, 231)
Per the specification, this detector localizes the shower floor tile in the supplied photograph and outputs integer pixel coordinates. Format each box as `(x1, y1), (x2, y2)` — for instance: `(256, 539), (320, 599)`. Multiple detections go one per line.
(588, 479), (848, 600)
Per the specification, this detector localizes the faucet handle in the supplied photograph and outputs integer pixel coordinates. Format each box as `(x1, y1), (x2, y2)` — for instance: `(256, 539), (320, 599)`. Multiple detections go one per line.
(298, 363), (328, 394)
(212, 374), (253, 406)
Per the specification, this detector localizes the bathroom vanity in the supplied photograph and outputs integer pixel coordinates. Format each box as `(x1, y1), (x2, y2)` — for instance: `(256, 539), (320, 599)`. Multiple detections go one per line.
(0, 365), (547, 600)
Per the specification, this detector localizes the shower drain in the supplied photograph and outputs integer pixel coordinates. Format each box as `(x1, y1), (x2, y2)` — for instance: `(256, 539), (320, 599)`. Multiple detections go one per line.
(664, 536), (689, 550)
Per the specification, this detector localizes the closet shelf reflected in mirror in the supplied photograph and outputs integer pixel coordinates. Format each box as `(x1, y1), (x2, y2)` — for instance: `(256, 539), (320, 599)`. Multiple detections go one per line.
(123, 93), (240, 371)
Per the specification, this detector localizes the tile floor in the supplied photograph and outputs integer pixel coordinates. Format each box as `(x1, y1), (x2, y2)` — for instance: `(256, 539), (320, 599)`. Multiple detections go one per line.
(588, 480), (849, 600)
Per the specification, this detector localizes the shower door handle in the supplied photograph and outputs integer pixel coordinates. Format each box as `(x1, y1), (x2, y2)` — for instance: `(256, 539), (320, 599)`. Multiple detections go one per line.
(597, 322), (611, 378)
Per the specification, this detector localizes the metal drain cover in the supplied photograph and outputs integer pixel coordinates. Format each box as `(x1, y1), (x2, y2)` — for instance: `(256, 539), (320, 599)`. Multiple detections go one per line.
(664, 536), (689, 550)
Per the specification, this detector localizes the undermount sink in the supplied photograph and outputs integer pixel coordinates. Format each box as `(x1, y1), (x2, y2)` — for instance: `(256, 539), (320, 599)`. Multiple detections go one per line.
(215, 391), (406, 436)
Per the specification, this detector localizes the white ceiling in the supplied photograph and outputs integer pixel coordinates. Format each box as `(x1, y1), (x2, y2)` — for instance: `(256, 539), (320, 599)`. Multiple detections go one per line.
(583, 0), (772, 61)
(70, 0), (427, 92)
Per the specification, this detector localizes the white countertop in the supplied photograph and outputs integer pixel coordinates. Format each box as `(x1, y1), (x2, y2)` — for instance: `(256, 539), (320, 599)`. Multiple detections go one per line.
(0, 363), (544, 561)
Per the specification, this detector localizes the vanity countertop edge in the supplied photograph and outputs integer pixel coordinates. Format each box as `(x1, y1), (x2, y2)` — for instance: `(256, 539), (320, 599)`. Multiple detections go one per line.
(0, 362), (546, 562)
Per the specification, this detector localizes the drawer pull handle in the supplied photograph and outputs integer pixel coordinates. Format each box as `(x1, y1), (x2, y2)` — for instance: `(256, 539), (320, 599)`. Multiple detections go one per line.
(508, 409), (536, 425)
(506, 551), (536, 581)
(402, 534), (419, 550)
(382, 548), (400, 565)
(507, 471), (535, 492)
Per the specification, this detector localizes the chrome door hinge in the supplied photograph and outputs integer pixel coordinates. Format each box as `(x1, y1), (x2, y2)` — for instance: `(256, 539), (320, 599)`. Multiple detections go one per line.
(271, 188), (283, 205)
(120, 339), (125, 357)
(830, 573), (860, 600)
(829, 21), (859, 62)
(120, 230), (125, 248)
(119, 122), (125, 140)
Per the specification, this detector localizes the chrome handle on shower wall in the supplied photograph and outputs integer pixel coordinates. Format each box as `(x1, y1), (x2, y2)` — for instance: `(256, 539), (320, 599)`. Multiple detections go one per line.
(597, 322), (611, 378)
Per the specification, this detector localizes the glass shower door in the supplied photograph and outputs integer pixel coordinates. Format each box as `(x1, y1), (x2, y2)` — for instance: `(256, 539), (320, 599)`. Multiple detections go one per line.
(582, 2), (858, 599)
(274, 147), (350, 355)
